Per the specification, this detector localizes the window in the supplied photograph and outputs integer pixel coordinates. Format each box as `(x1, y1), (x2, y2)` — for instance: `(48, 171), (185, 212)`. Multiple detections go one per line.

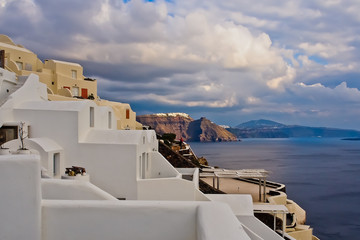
(108, 111), (112, 129)
(90, 107), (94, 127)
(16, 61), (23, 70)
(126, 109), (130, 119)
(53, 153), (60, 177)
(0, 50), (4, 68)
(141, 152), (146, 179)
(71, 70), (77, 79)
(0, 126), (18, 145)
(25, 63), (32, 71)
(146, 153), (149, 171)
(72, 87), (79, 97)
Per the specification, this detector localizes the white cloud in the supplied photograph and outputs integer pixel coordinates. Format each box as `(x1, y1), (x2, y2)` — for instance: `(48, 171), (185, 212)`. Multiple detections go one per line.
(299, 42), (354, 59)
(295, 81), (360, 103)
(2, 0), (360, 128)
(267, 66), (296, 91)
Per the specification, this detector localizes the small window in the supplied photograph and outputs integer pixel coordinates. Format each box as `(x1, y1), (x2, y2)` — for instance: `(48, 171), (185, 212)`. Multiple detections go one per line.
(143, 136), (145, 144)
(72, 86), (79, 97)
(53, 153), (60, 176)
(126, 109), (130, 119)
(146, 153), (149, 171)
(0, 126), (18, 145)
(25, 63), (32, 71)
(108, 111), (112, 129)
(0, 50), (5, 68)
(71, 70), (77, 79)
(141, 153), (146, 179)
(16, 61), (23, 70)
(90, 107), (94, 127)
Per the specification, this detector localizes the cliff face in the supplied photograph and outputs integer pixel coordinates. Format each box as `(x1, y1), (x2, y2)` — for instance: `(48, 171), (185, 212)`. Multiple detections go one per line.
(137, 114), (237, 142)
(187, 117), (237, 142)
(136, 114), (194, 139)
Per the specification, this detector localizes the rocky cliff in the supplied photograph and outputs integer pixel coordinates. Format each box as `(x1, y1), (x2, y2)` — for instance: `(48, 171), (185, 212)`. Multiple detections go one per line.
(136, 113), (194, 140)
(136, 113), (237, 142)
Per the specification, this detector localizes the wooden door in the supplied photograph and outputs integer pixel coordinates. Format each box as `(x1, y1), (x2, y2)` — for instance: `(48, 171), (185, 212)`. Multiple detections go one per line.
(81, 88), (88, 98)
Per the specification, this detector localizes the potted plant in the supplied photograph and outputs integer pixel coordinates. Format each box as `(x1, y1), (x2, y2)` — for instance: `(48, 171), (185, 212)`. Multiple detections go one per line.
(17, 121), (30, 154)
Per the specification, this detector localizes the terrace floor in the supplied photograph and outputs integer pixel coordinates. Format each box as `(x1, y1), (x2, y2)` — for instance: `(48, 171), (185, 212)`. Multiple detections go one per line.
(200, 177), (276, 203)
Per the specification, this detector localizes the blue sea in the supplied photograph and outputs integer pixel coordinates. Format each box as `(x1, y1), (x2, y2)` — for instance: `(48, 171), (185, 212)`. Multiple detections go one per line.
(190, 138), (360, 240)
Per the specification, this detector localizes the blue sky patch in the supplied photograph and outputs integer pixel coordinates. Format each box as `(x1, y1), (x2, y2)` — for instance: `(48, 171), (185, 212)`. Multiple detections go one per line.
(308, 55), (328, 65)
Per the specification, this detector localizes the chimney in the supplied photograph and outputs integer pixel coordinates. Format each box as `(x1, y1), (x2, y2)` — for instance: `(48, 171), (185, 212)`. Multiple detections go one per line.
(0, 50), (4, 69)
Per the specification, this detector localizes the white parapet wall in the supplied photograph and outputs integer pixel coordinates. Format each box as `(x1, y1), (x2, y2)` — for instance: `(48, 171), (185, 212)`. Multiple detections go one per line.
(197, 202), (251, 240)
(41, 179), (118, 200)
(138, 153), (210, 201)
(148, 151), (181, 178)
(177, 168), (200, 189)
(0, 154), (41, 240)
(137, 177), (204, 201)
(41, 200), (249, 240)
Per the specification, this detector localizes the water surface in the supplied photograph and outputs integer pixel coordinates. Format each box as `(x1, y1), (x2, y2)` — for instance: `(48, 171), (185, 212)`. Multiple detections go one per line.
(190, 138), (360, 240)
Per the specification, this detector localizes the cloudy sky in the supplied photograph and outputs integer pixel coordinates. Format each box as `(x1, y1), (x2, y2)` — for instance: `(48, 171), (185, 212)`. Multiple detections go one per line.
(1, 0), (360, 129)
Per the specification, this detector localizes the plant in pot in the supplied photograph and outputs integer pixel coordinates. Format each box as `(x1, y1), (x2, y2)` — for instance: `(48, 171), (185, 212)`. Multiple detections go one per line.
(17, 121), (30, 154)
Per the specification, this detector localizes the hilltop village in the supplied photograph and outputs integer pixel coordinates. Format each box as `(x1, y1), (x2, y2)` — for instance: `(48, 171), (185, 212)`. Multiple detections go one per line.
(0, 35), (317, 240)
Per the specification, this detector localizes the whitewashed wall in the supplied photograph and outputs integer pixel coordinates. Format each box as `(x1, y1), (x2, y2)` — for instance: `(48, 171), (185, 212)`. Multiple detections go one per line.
(197, 203), (251, 240)
(42, 201), (248, 240)
(0, 68), (16, 102)
(0, 154), (41, 240)
(41, 179), (117, 200)
(77, 143), (138, 199)
(149, 151), (180, 178)
(42, 200), (198, 240)
(138, 178), (200, 201)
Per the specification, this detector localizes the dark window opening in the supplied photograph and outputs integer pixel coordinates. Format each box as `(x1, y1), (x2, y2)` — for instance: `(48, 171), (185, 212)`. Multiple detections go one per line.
(0, 126), (18, 145)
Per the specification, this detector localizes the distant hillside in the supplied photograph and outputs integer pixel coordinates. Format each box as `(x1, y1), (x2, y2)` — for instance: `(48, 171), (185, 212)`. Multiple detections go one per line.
(236, 119), (286, 129)
(228, 119), (360, 138)
(137, 113), (237, 142)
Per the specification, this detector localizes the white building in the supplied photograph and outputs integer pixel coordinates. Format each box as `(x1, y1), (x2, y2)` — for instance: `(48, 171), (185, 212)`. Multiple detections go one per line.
(0, 67), (285, 240)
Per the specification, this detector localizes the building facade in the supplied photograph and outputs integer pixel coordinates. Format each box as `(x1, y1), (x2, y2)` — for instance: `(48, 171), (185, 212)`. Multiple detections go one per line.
(0, 34), (140, 130)
(0, 35), (97, 99)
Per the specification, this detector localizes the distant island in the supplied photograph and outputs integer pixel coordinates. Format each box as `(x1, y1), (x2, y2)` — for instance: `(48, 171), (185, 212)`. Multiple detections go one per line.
(227, 119), (360, 138)
(341, 137), (360, 141)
